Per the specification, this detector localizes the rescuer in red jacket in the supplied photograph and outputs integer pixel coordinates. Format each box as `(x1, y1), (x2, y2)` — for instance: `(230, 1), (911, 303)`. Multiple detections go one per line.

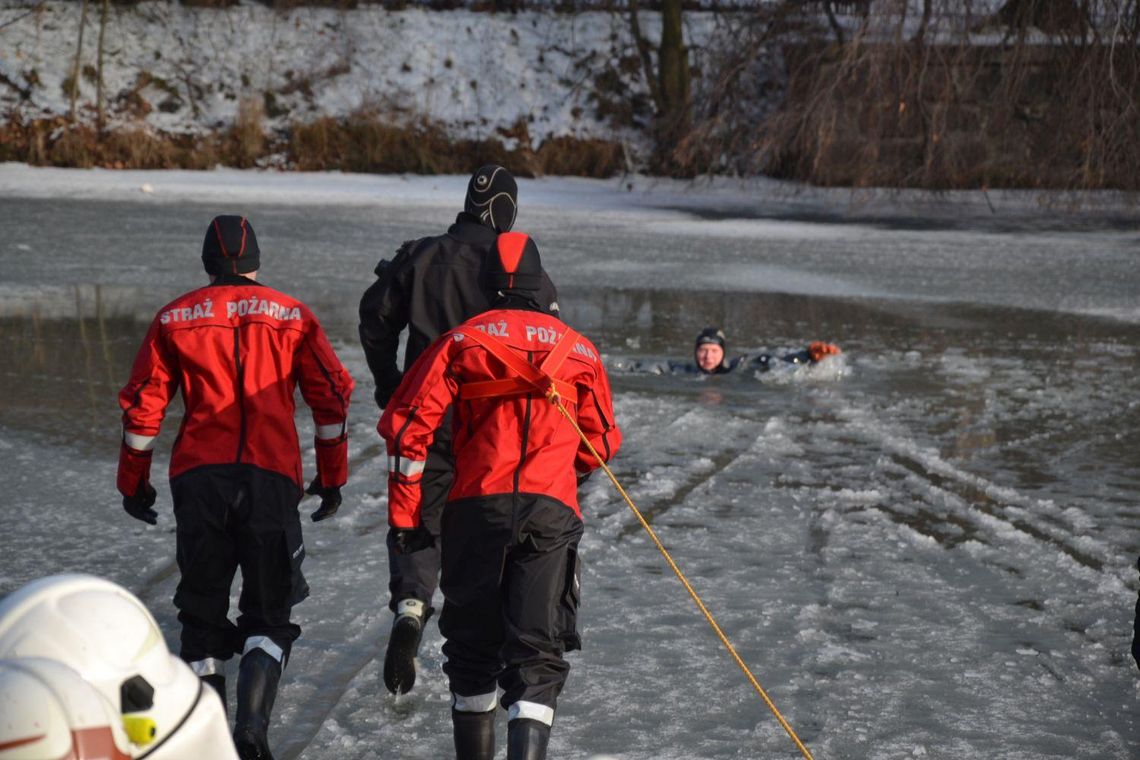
(117, 215), (354, 760)
(359, 165), (559, 697)
(380, 232), (621, 760)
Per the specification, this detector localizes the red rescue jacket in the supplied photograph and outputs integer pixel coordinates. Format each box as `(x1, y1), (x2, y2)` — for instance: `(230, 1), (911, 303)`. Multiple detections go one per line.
(379, 308), (621, 529)
(117, 275), (354, 495)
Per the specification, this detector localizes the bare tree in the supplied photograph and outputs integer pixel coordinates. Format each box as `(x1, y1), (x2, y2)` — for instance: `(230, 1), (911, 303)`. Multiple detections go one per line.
(995, 0), (1086, 36)
(629, 0), (662, 112)
(95, 0), (109, 132)
(68, 0), (90, 124)
(679, 0), (1139, 189)
(629, 0), (692, 171)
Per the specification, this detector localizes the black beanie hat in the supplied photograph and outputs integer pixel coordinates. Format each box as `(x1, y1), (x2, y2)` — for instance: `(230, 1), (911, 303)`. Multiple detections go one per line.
(694, 326), (727, 352)
(484, 232), (543, 295)
(202, 215), (260, 275)
(465, 164), (518, 232)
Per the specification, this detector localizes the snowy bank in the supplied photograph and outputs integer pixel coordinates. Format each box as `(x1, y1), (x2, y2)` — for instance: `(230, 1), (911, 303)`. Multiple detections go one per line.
(0, 1), (717, 157)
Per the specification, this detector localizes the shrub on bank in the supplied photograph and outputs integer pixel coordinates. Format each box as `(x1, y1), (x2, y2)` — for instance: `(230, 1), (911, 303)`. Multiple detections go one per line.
(288, 114), (626, 177)
(0, 112), (627, 178)
(674, 2), (1140, 191)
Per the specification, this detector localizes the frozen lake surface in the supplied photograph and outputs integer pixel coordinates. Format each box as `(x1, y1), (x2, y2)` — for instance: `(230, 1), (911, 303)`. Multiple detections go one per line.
(0, 167), (1137, 759)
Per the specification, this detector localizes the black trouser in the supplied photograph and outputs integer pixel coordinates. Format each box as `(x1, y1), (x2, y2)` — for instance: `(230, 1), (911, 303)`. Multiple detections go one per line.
(171, 465), (308, 663)
(386, 412), (452, 610)
(1133, 556), (1140, 670)
(440, 494), (583, 712)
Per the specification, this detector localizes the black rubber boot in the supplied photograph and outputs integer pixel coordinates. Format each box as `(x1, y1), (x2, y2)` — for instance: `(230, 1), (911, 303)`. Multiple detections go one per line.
(452, 709), (495, 760)
(507, 718), (550, 760)
(233, 650), (281, 760)
(201, 674), (226, 717)
(383, 600), (432, 695)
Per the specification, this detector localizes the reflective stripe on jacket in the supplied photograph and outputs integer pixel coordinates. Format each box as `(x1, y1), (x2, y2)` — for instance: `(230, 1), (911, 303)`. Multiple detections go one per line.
(118, 275), (354, 491)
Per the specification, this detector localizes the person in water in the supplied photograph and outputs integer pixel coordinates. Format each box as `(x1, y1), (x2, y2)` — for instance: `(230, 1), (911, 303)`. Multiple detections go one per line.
(619, 326), (840, 376)
(691, 326), (841, 374)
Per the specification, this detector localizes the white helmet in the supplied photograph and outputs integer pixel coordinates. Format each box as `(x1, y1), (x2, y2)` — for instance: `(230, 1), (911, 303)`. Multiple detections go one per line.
(0, 657), (132, 759)
(0, 574), (237, 759)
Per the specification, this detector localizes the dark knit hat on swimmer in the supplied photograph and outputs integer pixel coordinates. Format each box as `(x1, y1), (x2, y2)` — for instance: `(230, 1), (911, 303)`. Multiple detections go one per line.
(465, 164), (518, 232)
(485, 232), (543, 296)
(202, 215), (260, 275)
(695, 326), (727, 352)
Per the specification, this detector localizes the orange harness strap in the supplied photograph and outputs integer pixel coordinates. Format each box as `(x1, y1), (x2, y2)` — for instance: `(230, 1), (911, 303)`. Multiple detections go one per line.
(459, 376), (577, 400)
(455, 325), (580, 402)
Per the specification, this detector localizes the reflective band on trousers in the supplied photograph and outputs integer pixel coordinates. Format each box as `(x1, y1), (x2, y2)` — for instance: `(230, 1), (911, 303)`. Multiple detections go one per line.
(188, 657), (223, 677)
(397, 598), (426, 618)
(388, 455), (425, 478)
(243, 635), (284, 664)
(453, 691), (497, 713)
(123, 431), (157, 451)
(316, 422), (346, 440)
(508, 700), (554, 726)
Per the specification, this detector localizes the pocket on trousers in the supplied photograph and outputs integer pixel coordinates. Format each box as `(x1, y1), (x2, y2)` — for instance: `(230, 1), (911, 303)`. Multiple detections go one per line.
(556, 545), (582, 652)
(285, 520), (310, 607)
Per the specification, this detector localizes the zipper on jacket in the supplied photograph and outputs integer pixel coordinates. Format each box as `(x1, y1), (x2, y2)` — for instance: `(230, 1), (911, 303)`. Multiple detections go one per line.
(512, 350), (534, 498)
(508, 353), (535, 546)
(233, 326), (247, 463)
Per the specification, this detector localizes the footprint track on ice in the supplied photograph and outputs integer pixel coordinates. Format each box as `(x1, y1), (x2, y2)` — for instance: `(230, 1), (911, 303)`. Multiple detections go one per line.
(821, 402), (1118, 578)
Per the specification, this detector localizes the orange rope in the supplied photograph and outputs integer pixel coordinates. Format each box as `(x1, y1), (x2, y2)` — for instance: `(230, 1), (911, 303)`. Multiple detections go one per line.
(548, 387), (815, 760)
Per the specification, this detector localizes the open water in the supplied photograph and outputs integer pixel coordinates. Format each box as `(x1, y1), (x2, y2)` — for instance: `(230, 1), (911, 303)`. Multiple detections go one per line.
(0, 181), (1137, 759)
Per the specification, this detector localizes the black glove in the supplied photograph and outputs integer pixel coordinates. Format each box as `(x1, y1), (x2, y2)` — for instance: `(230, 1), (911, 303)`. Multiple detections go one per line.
(391, 526), (434, 555)
(374, 386), (394, 410)
(374, 369), (404, 410)
(1133, 628), (1140, 673)
(122, 482), (158, 525)
(306, 477), (342, 522)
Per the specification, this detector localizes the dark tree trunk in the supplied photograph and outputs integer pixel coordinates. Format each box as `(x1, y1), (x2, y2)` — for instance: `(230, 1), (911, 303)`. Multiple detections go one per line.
(823, 0), (845, 45)
(913, 0), (932, 45)
(657, 0), (691, 147)
(629, 0), (662, 111)
(95, 0), (109, 132)
(69, 0), (89, 124)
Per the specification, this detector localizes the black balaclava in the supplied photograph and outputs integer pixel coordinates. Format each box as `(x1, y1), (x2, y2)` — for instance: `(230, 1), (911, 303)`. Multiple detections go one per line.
(694, 326), (728, 373)
(484, 231), (543, 309)
(202, 215), (260, 276)
(465, 164), (518, 233)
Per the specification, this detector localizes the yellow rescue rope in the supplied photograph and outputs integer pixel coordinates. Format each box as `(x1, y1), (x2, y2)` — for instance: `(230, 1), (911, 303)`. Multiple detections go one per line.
(547, 387), (816, 760)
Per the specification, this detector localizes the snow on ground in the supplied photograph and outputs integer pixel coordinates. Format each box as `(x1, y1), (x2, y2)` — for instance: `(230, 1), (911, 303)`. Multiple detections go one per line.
(0, 168), (1138, 758)
(1, 162), (1135, 226)
(0, 0), (1041, 149)
(2, 163), (1135, 322)
(0, 2), (718, 150)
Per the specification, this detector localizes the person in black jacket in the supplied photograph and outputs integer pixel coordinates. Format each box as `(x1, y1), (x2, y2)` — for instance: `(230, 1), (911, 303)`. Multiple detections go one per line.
(358, 165), (559, 700)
